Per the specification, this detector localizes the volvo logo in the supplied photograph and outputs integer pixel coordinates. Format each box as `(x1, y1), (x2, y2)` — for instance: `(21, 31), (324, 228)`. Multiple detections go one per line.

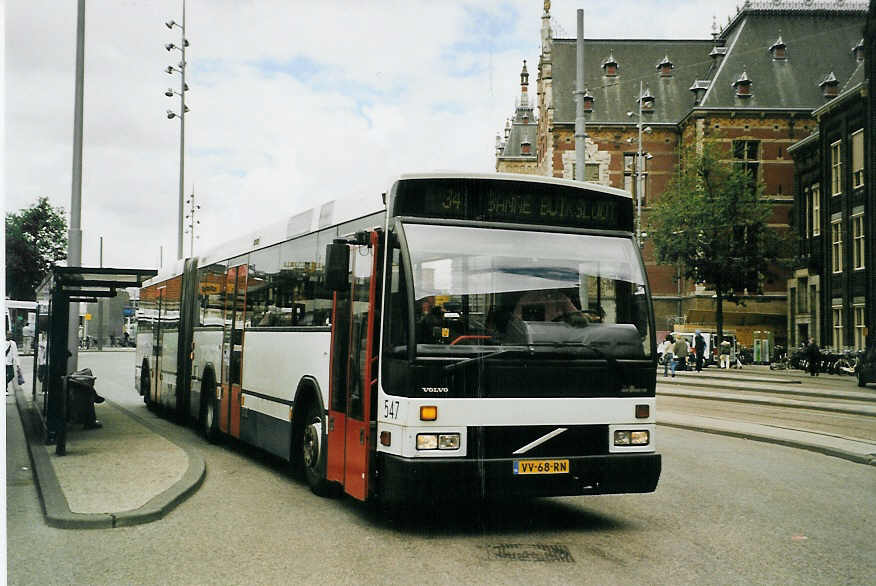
(422, 387), (449, 393)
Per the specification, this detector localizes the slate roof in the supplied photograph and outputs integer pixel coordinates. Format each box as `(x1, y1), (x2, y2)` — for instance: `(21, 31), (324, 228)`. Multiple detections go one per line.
(547, 5), (866, 126)
(551, 39), (712, 124)
(700, 9), (866, 109)
(500, 121), (537, 158)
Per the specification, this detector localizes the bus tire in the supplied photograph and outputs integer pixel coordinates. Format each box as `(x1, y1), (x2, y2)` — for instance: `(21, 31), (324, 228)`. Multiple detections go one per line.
(300, 401), (336, 497)
(201, 372), (220, 443)
(141, 361), (153, 409)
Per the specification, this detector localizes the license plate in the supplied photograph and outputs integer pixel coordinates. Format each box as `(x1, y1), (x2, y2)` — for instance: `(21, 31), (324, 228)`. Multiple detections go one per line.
(513, 459), (569, 475)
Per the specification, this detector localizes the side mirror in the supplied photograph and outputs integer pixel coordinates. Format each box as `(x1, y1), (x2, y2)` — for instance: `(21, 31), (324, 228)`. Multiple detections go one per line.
(325, 241), (350, 291)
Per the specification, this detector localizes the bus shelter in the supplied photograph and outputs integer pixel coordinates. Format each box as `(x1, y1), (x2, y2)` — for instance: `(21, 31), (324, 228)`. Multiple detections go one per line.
(34, 266), (156, 455)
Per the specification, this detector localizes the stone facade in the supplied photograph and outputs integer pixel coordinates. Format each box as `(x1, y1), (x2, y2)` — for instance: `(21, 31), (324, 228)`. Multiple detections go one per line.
(498, 1), (869, 350)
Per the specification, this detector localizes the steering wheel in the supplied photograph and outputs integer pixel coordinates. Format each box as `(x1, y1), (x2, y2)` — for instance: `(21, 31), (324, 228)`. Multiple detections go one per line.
(449, 335), (493, 346)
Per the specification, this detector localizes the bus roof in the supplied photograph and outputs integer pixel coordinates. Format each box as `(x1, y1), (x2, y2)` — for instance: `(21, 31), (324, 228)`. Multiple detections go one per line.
(145, 172), (632, 286)
(395, 172), (632, 199)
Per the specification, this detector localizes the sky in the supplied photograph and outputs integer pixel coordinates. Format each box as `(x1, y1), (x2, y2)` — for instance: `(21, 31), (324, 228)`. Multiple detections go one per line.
(5, 0), (735, 271)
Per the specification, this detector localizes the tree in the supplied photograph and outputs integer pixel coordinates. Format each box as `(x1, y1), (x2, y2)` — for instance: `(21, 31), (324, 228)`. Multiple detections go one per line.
(647, 144), (786, 343)
(6, 197), (68, 300)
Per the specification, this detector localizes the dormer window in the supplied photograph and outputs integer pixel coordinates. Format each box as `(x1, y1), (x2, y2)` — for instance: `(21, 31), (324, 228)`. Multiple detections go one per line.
(852, 39), (865, 62)
(521, 136), (532, 155)
(710, 45), (727, 61)
(602, 52), (618, 77)
(732, 71), (752, 97)
(820, 72), (839, 99)
(656, 55), (673, 76)
(769, 36), (786, 60)
(582, 88), (594, 112)
(638, 87), (654, 112)
(689, 80), (710, 105)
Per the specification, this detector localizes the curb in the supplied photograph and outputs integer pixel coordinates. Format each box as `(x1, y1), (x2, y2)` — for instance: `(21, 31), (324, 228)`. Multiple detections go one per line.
(658, 388), (876, 416)
(14, 386), (206, 529)
(658, 375), (876, 403)
(658, 418), (876, 467)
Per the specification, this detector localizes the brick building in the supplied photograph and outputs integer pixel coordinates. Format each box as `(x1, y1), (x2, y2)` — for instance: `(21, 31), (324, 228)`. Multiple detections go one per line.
(787, 7), (874, 353)
(497, 0), (868, 348)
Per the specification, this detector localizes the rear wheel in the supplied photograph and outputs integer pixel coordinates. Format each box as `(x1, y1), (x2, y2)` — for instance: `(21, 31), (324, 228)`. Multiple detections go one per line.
(299, 402), (337, 497)
(201, 372), (220, 443)
(141, 362), (153, 409)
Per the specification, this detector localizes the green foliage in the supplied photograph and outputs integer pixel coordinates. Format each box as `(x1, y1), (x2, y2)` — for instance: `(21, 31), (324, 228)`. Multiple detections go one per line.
(647, 143), (787, 338)
(5, 197), (68, 300)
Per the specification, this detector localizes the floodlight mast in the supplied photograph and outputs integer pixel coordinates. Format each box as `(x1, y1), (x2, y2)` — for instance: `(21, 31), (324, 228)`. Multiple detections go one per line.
(164, 1), (188, 260)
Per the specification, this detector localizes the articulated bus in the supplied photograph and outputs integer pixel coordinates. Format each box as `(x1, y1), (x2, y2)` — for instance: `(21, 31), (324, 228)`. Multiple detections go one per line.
(136, 173), (661, 503)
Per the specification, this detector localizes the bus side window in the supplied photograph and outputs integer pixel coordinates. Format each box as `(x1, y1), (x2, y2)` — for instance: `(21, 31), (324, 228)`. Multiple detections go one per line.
(387, 248), (409, 350)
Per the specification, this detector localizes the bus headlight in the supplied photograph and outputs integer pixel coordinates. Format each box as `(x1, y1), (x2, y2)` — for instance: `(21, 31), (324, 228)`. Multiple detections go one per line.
(416, 433), (460, 450)
(614, 430), (649, 446)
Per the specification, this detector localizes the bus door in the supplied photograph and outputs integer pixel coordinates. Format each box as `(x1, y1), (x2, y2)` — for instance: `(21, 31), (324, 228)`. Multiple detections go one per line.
(327, 231), (382, 501)
(151, 286), (166, 405)
(220, 265), (247, 438)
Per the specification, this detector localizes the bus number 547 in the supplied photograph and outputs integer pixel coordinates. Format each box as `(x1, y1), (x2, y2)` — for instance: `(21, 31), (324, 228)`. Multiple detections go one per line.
(383, 400), (399, 419)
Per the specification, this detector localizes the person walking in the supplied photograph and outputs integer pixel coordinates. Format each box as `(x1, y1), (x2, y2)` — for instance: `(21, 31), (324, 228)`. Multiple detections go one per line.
(661, 334), (674, 377)
(694, 330), (706, 372)
(671, 335), (689, 377)
(719, 339), (731, 369)
(6, 331), (24, 395)
(805, 337), (820, 376)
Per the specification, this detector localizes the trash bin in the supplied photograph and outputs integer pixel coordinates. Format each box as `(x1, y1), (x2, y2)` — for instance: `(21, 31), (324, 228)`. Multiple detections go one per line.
(66, 368), (100, 427)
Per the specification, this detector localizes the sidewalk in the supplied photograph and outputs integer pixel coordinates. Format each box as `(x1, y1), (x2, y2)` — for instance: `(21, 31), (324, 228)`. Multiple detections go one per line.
(656, 365), (876, 466)
(11, 382), (205, 529)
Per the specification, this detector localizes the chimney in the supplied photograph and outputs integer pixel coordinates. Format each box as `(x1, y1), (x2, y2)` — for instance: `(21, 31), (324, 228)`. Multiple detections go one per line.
(769, 35), (786, 60)
(732, 71), (752, 97)
(819, 72), (839, 99)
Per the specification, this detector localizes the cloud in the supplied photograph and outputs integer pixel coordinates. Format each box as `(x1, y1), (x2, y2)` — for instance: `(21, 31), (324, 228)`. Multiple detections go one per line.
(5, 0), (736, 269)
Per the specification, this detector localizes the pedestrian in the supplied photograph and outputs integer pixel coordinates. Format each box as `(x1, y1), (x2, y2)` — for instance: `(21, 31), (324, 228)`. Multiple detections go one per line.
(719, 339), (731, 369)
(6, 330), (25, 395)
(661, 334), (674, 377)
(671, 335), (689, 377)
(805, 337), (820, 376)
(694, 330), (706, 372)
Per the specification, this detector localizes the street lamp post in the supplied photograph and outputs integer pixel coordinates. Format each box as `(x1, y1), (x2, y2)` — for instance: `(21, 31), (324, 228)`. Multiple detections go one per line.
(627, 80), (652, 248)
(165, 1), (189, 261)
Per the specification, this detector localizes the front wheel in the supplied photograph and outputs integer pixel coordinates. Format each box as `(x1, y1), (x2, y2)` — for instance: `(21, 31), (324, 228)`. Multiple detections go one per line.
(300, 402), (337, 497)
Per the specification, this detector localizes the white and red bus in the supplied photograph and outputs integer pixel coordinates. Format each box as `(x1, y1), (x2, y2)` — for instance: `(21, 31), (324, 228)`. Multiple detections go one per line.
(136, 173), (660, 503)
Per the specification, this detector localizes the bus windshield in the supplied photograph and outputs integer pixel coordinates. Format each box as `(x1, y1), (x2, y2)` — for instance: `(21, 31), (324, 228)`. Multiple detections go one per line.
(402, 223), (652, 358)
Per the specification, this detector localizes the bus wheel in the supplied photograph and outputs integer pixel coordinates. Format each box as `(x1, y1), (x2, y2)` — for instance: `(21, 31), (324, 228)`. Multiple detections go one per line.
(141, 362), (153, 409)
(202, 383), (220, 443)
(300, 403), (336, 497)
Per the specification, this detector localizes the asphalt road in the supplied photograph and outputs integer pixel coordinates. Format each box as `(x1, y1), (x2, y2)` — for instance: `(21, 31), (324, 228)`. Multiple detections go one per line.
(8, 351), (876, 585)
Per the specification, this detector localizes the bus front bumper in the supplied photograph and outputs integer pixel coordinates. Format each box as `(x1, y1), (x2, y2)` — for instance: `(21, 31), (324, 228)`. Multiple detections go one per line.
(377, 452), (661, 503)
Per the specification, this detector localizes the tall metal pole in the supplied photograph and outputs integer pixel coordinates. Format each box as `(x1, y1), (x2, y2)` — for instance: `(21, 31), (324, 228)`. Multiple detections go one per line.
(177, 0), (186, 260)
(67, 0), (86, 373)
(574, 9), (587, 180)
(636, 80), (644, 247)
(97, 236), (103, 350)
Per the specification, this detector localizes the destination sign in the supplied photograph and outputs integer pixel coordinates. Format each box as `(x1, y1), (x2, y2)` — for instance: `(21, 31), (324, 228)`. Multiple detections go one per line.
(391, 178), (632, 231)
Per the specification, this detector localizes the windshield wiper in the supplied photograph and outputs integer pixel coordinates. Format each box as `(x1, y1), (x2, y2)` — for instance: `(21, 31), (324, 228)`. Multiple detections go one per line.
(443, 347), (526, 372)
